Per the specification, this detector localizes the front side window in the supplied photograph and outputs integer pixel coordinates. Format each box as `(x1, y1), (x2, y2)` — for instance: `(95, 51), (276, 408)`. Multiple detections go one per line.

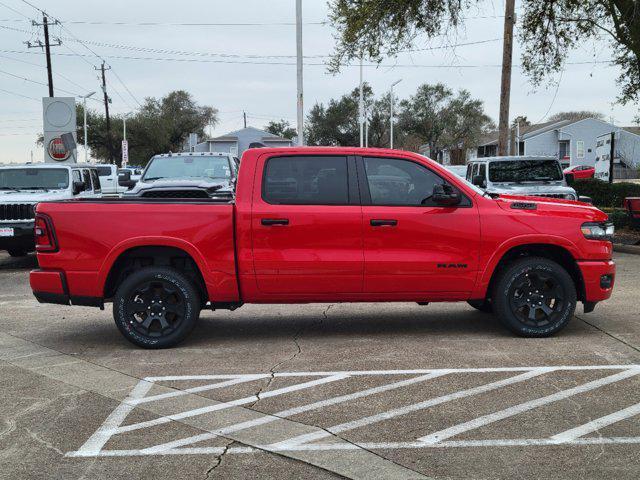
(0, 168), (69, 190)
(363, 157), (445, 206)
(90, 170), (101, 192)
(263, 156), (348, 205)
(478, 163), (486, 180)
(82, 169), (92, 192)
(96, 166), (112, 177)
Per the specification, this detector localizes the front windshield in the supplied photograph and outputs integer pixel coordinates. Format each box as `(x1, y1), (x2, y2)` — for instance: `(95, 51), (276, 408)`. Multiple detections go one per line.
(143, 156), (232, 181)
(0, 168), (69, 190)
(489, 160), (563, 183)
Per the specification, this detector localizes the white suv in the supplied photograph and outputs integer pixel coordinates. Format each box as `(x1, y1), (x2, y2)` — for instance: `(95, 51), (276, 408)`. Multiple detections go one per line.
(0, 164), (102, 256)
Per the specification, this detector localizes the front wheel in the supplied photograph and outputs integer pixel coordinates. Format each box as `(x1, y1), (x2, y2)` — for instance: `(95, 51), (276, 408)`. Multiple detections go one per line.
(113, 267), (201, 348)
(492, 257), (576, 337)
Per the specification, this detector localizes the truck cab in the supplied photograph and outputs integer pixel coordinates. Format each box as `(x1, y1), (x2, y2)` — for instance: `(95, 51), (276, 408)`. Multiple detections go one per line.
(0, 164), (101, 256)
(466, 156), (578, 200)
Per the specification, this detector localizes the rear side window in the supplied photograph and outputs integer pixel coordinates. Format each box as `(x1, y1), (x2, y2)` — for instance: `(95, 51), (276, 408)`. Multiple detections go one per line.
(263, 156), (348, 205)
(478, 163), (486, 179)
(96, 166), (112, 176)
(90, 170), (101, 193)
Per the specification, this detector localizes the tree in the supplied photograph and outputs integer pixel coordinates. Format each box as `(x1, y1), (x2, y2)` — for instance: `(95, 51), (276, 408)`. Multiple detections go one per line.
(547, 111), (605, 122)
(397, 83), (495, 161)
(74, 90), (217, 166)
(328, 1), (640, 104)
(264, 119), (297, 139)
(306, 83), (377, 146)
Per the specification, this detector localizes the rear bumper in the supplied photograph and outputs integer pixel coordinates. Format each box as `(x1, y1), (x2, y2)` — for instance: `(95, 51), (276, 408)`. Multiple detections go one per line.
(578, 260), (615, 303)
(30, 269), (103, 308)
(0, 221), (35, 252)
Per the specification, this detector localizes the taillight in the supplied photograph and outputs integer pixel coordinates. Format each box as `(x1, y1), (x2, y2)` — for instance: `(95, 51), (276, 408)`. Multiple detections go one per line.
(34, 213), (58, 252)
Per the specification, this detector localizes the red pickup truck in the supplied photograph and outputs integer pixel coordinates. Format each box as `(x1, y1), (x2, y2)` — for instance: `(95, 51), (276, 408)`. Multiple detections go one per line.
(30, 147), (615, 348)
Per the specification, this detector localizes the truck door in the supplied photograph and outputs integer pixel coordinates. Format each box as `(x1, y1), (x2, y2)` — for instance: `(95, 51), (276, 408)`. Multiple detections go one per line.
(359, 155), (480, 296)
(251, 154), (363, 295)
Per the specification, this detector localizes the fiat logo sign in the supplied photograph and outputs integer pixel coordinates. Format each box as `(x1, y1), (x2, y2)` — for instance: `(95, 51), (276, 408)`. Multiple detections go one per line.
(47, 137), (70, 161)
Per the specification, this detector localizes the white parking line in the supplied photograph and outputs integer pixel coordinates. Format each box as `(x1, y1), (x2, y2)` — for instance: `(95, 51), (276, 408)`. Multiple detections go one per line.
(417, 368), (640, 444)
(67, 365), (640, 459)
(551, 401), (640, 442)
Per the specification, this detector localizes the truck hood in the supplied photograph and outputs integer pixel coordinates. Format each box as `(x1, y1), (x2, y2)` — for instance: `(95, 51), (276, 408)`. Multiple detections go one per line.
(122, 178), (233, 197)
(496, 194), (609, 222)
(0, 189), (70, 203)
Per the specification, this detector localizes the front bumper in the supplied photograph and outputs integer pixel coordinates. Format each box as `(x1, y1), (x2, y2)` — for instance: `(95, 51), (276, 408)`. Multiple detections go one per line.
(0, 221), (35, 252)
(578, 260), (615, 303)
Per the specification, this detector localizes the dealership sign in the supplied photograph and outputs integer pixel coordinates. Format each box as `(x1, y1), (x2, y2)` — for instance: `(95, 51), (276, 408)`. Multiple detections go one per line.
(47, 137), (72, 161)
(43, 97), (77, 163)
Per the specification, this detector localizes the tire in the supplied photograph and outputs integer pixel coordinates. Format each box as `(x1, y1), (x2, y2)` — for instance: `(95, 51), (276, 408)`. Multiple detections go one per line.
(7, 249), (28, 257)
(113, 266), (201, 348)
(492, 257), (576, 337)
(467, 299), (493, 313)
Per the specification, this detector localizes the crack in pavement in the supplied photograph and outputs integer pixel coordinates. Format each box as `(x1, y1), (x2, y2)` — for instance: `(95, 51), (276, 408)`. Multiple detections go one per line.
(575, 314), (640, 354)
(205, 439), (234, 478)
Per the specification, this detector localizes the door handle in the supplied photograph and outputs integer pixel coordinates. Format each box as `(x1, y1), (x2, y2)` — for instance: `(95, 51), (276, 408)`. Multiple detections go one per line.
(261, 218), (289, 226)
(370, 219), (398, 227)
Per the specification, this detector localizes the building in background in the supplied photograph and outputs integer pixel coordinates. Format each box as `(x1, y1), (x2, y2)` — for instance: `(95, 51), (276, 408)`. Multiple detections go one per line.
(187, 127), (293, 157)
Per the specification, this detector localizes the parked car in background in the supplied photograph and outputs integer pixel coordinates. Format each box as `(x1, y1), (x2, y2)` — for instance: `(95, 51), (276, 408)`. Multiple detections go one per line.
(564, 164), (595, 180)
(0, 164), (101, 256)
(119, 152), (237, 199)
(466, 156), (579, 200)
(31, 147), (614, 348)
(444, 165), (467, 177)
(94, 164), (128, 196)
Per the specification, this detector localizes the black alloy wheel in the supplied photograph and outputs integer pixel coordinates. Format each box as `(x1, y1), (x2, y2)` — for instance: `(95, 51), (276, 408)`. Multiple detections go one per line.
(492, 257), (576, 337)
(113, 267), (201, 348)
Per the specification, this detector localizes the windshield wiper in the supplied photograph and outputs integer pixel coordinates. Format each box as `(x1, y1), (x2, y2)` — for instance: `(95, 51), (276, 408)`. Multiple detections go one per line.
(142, 177), (163, 181)
(0, 186), (21, 191)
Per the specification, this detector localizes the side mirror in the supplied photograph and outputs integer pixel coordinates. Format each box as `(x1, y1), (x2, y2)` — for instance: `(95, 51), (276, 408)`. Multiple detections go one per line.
(72, 180), (85, 195)
(472, 175), (486, 188)
(564, 173), (575, 185)
(118, 170), (136, 189)
(432, 184), (461, 207)
(578, 195), (592, 204)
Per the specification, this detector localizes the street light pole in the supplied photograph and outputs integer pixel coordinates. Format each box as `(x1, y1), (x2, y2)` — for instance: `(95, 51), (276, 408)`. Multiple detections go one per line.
(359, 55), (364, 147)
(295, 0), (304, 146)
(81, 91), (96, 163)
(390, 79), (402, 149)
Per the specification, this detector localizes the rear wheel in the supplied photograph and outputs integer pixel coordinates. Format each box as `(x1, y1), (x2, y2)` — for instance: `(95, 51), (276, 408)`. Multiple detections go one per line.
(113, 267), (200, 348)
(492, 257), (576, 337)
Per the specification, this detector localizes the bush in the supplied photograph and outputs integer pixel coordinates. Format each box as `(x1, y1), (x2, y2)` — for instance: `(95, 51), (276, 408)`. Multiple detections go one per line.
(572, 179), (640, 208)
(600, 208), (630, 229)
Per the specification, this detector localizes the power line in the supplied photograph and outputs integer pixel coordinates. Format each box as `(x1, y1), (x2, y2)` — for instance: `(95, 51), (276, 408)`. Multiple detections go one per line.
(0, 86), (40, 101)
(0, 66), (97, 99)
(0, 1), (30, 20)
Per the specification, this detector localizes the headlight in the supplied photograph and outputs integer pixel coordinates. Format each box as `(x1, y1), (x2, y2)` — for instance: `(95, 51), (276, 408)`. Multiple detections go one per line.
(581, 222), (614, 240)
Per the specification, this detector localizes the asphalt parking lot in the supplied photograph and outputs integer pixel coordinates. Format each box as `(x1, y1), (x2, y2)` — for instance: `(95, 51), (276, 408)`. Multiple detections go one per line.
(1, 252), (639, 479)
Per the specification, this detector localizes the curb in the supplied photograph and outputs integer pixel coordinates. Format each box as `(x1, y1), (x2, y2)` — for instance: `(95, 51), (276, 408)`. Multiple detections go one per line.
(613, 243), (640, 255)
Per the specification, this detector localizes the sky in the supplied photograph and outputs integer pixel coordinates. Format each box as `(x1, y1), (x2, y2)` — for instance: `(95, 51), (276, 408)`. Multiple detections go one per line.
(0, 0), (638, 163)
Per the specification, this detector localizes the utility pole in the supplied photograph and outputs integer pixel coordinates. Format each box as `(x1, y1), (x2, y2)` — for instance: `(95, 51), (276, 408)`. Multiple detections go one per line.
(359, 55), (364, 147)
(243, 111), (247, 128)
(26, 16), (61, 97)
(96, 62), (114, 165)
(497, 0), (516, 156)
(295, 0), (304, 146)
(389, 79), (402, 149)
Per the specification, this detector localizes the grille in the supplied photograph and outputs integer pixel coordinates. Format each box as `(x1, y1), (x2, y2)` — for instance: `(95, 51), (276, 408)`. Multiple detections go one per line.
(0, 203), (35, 221)
(534, 193), (575, 200)
(141, 190), (210, 199)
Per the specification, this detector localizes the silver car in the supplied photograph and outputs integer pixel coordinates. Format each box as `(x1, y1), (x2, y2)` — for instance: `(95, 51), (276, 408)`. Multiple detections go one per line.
(465, 156), (578, 200)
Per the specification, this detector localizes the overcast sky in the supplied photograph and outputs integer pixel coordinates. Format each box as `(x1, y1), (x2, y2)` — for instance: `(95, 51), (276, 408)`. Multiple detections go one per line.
(0, 0), (638, 163)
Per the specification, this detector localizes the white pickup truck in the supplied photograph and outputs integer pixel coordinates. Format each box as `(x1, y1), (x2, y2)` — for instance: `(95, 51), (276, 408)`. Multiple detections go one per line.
(0, 163), (102, 256)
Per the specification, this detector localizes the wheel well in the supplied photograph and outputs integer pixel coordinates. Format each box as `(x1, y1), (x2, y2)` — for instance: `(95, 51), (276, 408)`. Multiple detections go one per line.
(104, 246), (208, 302)
(487, 244), (585, 301)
